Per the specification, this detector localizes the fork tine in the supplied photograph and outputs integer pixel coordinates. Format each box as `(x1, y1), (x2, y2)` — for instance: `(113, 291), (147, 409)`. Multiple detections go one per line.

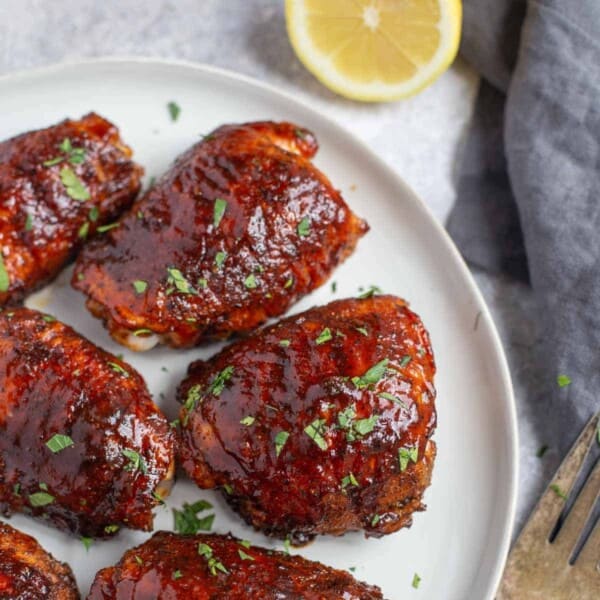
(518, 413), (599, 541)
(553, 455), (600, 558)
(577, 516), (600, 573)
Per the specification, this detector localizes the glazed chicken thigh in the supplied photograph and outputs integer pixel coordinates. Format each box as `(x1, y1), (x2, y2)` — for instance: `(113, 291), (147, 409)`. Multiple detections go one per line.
(0, 522), (79, 599)
(87, 531), (384, 599)
(178, 295), (436, 544)
(0, 113), (143, 306)
(73, 121), (368, 350)
(0, 308), (174, 538)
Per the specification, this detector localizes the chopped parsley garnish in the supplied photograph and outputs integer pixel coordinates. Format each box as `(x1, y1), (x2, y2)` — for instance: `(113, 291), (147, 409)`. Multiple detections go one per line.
(44, 138), (86, 167)
(29, 491), (55, 507)
(78, 221), (89, 239)
(107, 361), (129, 377)
(210, 366), (234, 396)
(24, 213), (33, 231)
(274, 431), (290, 456)
(183, 367), (234, 423)
(104, 524), (119, 534)
(279, 339), (291, 347)
(355, 326), (368, 336)
(122, 449), (148, 474)
(244, 273), (258, 289)
(284, 277), (294, 289)
(550, 483), (568, 500)
(134, 555), (143, 566)
(557, 374), (571, 388)
(13, 483), (20, 496)
(198, 543), (229, 576)
(89, 206), (99, 222)
(198, 278), (208, 289)
(42, 315), (56, 323)
(59, 166), (90, 201)
(349, 567), (356, 572)
(331, 281), (337, 293)
(213, 198), (227, 228)
(342, 473), (359, 488)
(81, 537), (93, 551)
(215, 251), (227, 268)
(238, 549), (255, 561)
(167, 267), (196, 294)
(351, 358), (389, 390)
(371, 514), (381, 526)
(315, 327), (332, 345)
(133, 280), (148, 294)
(399, 446), (418, 471)
(223, 484), (233, 495)
(240, 415), (255, 426)
(283, 538), (291, 555)
(537, 445), (549, 458)
(183, 384), (202, 420)
(337, 405), (357, 430)
(412, 573), (421, 589)
(304, 418), (328, 450)
(46, 434), (74, 453)
(353, 415), (379, 436)
(152, 491), (166, 506)
(338, 405), (379, 442)
(297, 217), (310, 237)
(133, 328), (153, 337)
(295, 128), (307, 139)
(167, 101), (181, 121)
(97, 222), (120, 233)
(378, 392), (407, 408)
(172, 570), (183, 580)
(399, 355), (412, 367)
(238, 540), (251, 548)
(173, 499), (215, 534)
(358, 285), (381, 299)
(0, 255), (10, 293)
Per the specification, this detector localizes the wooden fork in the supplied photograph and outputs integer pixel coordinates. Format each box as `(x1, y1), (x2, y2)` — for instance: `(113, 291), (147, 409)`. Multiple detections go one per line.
(497, 412), (600, 599)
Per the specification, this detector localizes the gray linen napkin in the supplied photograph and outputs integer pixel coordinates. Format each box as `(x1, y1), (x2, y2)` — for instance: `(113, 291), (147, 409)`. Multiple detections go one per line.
(447, 0), (600, 453)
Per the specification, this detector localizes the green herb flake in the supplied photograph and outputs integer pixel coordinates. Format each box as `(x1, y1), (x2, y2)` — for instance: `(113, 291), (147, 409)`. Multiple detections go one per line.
(557, 374), (571, 388)
(39, 483), (48, 491)
(238, 549), (255, 561)
(349, 566), (356, 572)
(78, 221), (90, 239)
(29, 492), (55, 507)
(197, 278), (208, 289)
(412, 573), (421, 589)
(398, 446), (418, 471)
(238, 540), (251, 549)
(209, 366), (235, 396)
(122, 449), (148, 474)
(358, 285), (381, 299)
(134, 555), (143, 566)
(97, 222), (120, 233)
(283, 538), (291, 555)
(337, 404), (357, 430)
(13, 483), (20, 496)
(331, 281), (337, 293)
(342, 472), (359, 488)
(353, 415), (379, 437)
(213, 198), (227, 228)
(133, 280), (148, 294)
(351, 358), (389, 390)
(107, 361), (129, 377)
(537, 445), (549, 458)
(355, 326), (368, 336)
(104, 524), (119, 534)
(59, 166), (90, 201)
(215, 251), (227, 268)
(223, 484), (233, 495)
(173, 499), (215, 534)
(244, 273), (258, 289)
(399, 355), (412, 367)
(304, 418), (328, 450)
(46, 434), (74, 453)
(24, 213), (33, 231)
(197, 542), (229, 576)
(42, 315), (56, 323)
(167, 101), (181, 122)
(240, 415), (255, 426)
(378, 392), (407, 408)
(0, 254), (10, 293)
(167, 267), (196, 294)
(315, 327), (333, 345)
(279, 339), (291, 347)
(133, 328), (153, 337)
(371, 514), (381, 526)
(81, 537), (93, 551)
(183, 384), (202, 418)
(172, 570), (183, 580)
(550, 483), (568, 500)
(43, 156), (63, 167)
(297, 217), (310, 237)
(274, 431), (290, 456)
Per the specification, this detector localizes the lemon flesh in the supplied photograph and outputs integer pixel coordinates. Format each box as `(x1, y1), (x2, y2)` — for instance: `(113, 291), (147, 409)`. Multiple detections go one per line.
(286, 0), (462, 102)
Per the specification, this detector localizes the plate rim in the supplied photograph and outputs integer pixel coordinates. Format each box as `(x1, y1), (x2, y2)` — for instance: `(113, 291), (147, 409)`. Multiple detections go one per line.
(0, 56), (518, 599)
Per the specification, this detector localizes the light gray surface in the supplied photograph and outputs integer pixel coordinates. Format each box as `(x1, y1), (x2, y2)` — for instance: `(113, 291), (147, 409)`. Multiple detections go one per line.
(0, 0), (549, 533)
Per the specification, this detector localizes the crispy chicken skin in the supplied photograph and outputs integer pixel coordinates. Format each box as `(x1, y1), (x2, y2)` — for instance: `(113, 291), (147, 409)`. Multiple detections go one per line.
(72, 121), (368, 350)
(87, 531), (384, 599)
(0, 113), (143, 306)
(178, 295), (436, 544)
(0, 308), (175, 538)
(0, 522), (79, 600)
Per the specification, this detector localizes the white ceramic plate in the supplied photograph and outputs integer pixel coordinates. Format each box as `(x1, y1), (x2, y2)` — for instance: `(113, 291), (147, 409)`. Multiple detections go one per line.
(0, 59), (517, 600)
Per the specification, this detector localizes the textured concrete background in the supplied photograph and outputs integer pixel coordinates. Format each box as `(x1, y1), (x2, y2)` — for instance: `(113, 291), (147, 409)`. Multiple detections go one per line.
(0, 0), (553, 531)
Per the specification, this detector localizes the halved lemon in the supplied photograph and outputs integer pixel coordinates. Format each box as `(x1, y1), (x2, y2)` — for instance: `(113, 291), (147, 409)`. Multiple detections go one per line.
(285, 0), (462, 102)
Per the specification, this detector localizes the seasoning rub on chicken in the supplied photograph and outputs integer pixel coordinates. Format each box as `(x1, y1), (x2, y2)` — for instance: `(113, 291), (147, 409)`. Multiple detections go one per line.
(0, 113), (143, 306)
(0, 308), (174, 538)
(178, 295), (436, 545)
(73, 121), (368, 350)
